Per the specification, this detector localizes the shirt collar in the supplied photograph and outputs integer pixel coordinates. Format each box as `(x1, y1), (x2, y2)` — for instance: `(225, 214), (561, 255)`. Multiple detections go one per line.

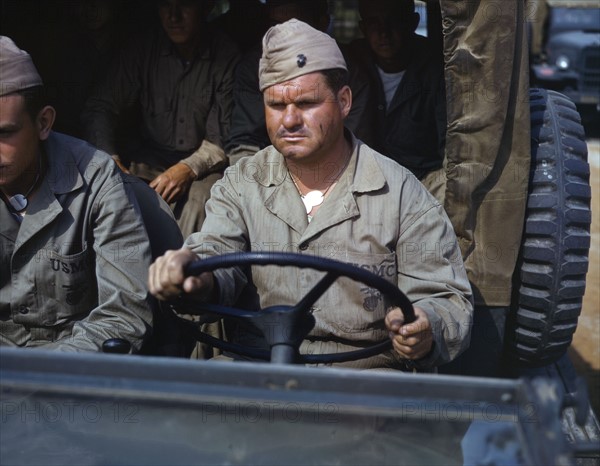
(42, 132), (85, 195)
(252, 130), (387, 195)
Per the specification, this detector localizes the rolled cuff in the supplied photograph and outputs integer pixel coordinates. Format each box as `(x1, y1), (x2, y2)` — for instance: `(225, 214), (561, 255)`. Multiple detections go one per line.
(181, 139), (228, 177)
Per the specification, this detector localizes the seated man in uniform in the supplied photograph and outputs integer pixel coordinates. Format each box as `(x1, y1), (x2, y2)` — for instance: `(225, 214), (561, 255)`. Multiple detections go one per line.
(82, 0), (240, 237)
(350, 0), (447, 200)
(0, 36), (153, 351)
(148, 20), (473, 370)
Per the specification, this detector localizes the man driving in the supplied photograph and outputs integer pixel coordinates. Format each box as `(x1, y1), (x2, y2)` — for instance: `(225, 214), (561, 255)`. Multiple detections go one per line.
(149, 20), (473, 370)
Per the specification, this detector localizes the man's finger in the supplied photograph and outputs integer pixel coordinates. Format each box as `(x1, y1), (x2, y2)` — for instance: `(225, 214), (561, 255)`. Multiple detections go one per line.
(385, 308), (405, 331)
(164, 185), (181, 203)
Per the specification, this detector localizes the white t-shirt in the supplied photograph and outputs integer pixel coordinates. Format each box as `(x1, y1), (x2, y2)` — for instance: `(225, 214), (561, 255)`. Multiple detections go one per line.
(377, 67), (405, 109)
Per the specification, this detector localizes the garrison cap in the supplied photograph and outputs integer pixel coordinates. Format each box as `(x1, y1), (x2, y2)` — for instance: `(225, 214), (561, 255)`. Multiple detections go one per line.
(0, 36), (43, 97)
(258, 19), (347, 91)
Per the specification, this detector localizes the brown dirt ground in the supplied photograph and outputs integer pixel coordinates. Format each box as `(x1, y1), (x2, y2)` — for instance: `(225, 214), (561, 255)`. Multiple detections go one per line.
(569, 138), (600, 416)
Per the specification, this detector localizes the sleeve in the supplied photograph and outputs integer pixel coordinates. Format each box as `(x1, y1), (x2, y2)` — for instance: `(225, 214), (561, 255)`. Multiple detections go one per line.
(81, 40), (143, 156)
(181, 44), (240, 176)
(184, 174), (250, 304)
(224, 46), (268, 166)
(180, 139), (228, 177)
(44, 178), (154, 352)
(395, 176), (473, 368)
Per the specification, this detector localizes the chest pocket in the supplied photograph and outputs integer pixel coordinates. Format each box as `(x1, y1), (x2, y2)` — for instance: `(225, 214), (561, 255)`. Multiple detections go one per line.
(36, 247), (97, 324)
(315, 251), (398, 339)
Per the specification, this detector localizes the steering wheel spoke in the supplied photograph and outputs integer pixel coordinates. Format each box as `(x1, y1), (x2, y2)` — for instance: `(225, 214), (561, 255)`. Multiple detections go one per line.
(295, 272), (339, 313)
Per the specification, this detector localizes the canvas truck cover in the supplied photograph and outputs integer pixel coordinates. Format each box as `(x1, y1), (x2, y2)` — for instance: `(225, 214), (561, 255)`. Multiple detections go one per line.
(440, 0), (531, 305)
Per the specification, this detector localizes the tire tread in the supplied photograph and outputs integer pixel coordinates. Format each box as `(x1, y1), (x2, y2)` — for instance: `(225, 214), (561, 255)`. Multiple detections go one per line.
(506, 89), (592, 366)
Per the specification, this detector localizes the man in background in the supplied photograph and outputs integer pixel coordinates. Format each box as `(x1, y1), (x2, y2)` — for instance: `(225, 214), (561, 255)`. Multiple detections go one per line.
(350, 0), (446, 199)
(82, 0), (240, 237)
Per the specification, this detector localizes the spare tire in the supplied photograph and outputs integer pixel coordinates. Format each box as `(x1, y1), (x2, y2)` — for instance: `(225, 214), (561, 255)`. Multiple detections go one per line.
(505, 88), (592, 367)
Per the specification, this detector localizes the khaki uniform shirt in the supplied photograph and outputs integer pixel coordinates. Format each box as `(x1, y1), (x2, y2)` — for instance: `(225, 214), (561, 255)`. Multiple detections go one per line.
(0, 133), (153, 351)
(186, 135), (473, 369)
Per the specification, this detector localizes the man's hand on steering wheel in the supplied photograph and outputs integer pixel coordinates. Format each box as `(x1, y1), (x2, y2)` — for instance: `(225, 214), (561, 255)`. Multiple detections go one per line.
(149, 248), (214, 301)
(149, 251), (426, 365)
(386, 307), (433, 360)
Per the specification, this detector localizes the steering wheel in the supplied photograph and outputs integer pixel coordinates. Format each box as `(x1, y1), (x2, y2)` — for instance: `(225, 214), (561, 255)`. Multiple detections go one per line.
(183, 252), (415, 365)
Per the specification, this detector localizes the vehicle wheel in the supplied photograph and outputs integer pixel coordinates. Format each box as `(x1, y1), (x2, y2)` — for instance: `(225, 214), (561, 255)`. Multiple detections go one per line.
(505, 89), (592, 367)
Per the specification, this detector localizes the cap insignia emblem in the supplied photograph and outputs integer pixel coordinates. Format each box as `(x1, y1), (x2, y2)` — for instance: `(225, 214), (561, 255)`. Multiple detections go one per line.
(296, 54), (307, 68)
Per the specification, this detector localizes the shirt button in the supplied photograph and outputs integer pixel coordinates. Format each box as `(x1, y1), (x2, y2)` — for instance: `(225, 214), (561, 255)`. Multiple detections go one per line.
(179, 118), (184, 123)
(179, 139), (184, 144)
(19, 305), (30, 314)
(378, 104), (384, 111)
(299, 243), (308, 251)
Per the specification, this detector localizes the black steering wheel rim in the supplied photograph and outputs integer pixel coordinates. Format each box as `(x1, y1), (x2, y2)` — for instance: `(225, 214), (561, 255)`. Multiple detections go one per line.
(184, 252), (415, 364)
